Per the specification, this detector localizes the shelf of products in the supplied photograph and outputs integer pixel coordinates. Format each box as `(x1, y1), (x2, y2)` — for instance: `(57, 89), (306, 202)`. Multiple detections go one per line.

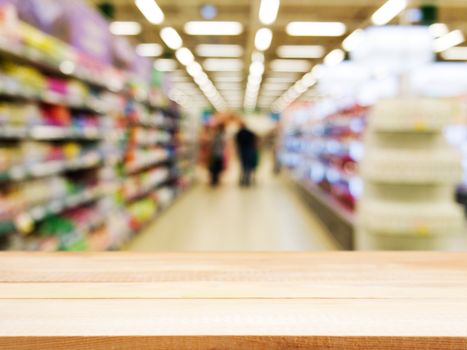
(282, 103), (368, 213)
(0, 8), (196, 251)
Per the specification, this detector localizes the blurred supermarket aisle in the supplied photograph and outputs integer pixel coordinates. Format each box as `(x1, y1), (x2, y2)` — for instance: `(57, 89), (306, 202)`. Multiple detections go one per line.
(128, 156), (338, 251)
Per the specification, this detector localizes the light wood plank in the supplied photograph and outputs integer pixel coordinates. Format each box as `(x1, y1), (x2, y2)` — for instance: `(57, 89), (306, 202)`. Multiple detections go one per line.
(0, 252), (466, 349)
(1, 299), (466, 337)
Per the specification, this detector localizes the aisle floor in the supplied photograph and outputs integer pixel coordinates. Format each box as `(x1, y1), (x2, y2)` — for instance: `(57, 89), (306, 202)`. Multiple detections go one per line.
(127, 158), (339, 251)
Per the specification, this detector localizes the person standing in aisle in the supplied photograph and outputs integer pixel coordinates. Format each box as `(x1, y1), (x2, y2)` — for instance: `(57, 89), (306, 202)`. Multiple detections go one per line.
(235, 121), (258, 187)
(208, 124), (226, 187)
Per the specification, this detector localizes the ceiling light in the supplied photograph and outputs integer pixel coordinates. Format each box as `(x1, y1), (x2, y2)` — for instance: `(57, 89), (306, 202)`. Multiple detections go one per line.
(434, 30), (465, 53)
(286, 22), (346, 37)
(175, 47), (194, 65)
(154, 58), (177, 72)
(270, 59), (311, 72)
(135, 0), (164, 25)
(255, 28), (273, 51)
(160, 27), (183, 50)
(187, 62), (203, 77)
(248, 75), (262, 85)
(196, 44), (243, 57)
(429, 23), (449, 38)
(441, 46), (467, 60)
(249, 61), (265, 76)
(342, 29), (363, 52)
(324, 49), (345, 66)
(252, 51), (265, 63)
(371, 0), (407, 26)
(293, 81), (307, 94)
(136, 43), (163, 57)
(204, 58), (243, 71)
(195, 73), (209, 85)
(276, 45), (324, 58)
(259, 0), (280, 25)
(185, 21), (243, 36)
(109, 21), (141, 36)
(301, 72), (316, 87)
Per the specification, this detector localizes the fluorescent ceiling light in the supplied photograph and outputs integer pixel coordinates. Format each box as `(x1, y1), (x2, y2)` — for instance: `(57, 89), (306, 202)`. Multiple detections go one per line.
(342, 29), (363, 52)
(175, 47), (194, 66)
(160, 27), (183, 50)
(185, 21), (243, 36)
(255, 28), (273, 51)
(259, 0), (280, 25)
(135, 0), (164, 25)
(324, 49), (345, 66)
(276, 45), (324, 58)
(204, 58), (244, 71)
(441, 46), (467, 60)
(195, 73), (209, 85)
(154, 59), (177, 72)
(110, 21), (141, 36)
(301, 72), (316, 87)
(371, 0), (407, 26)
(286, 22), (346, 37)
(270, 59), (311, 72)
(251, 51), (265, 63)
(136, 43), (163, 57)
(429, 23), (449, 38)
(187, 62), (203, 77)
(249, 61), (265, 77)
(196, 44), (243, 57)
(434, 30), (465, 53)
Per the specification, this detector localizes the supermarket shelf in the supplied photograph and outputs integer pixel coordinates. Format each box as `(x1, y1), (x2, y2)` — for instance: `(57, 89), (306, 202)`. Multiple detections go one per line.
(0, 152), (102, 183)
(0, 186), (104, 236)
(125, 157), (171, 175)
(123, 176), (173, 203)
(0, 37), (124, 92)
(289, 174), (355, 250)
(0, 126), (101, 140)
(0, 87), (115, 115)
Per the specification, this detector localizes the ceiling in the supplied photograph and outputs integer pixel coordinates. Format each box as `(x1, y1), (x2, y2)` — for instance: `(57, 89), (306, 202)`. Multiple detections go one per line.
(88, 0), (467, 112)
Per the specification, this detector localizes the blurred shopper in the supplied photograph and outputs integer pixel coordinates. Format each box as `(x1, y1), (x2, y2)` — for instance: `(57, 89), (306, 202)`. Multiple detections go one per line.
(271, 124), (282, 175)
(235, 122), (258, 187)
(198, 125), (212, 168)
(208, 124), (226, 187)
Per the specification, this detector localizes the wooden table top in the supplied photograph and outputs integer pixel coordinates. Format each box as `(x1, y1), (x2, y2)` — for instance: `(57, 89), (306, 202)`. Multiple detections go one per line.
(0, 252), (466, 349)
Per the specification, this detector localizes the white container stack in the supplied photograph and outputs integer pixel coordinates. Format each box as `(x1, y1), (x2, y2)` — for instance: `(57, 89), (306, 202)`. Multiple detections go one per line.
(357, 97), (465, 250)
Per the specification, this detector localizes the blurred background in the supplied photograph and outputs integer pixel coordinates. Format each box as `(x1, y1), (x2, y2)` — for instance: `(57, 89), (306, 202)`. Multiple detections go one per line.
(1, 0), (467, 252)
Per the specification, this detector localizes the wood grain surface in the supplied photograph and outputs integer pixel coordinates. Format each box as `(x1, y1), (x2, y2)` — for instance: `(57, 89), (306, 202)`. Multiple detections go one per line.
(0, 252), (466, 349)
